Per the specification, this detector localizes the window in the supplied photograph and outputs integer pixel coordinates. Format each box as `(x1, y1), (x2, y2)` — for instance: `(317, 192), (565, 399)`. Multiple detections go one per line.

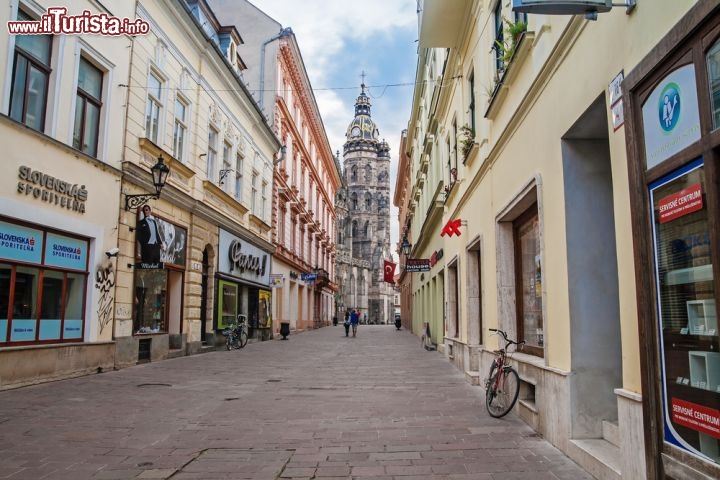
(10, 9), (51, 131)
(73, 57), (103, 157)
(707, 40), (720, 130)
(351, 192), (358, 210)
(207, 126), (218, 181)
(173, 97), (188, 162)
(222, 141), (232, 194)
(0, 220), (88, 345)
(234, 153), (244, 202)
(468, 69), (476, 134)
(145, 71), (163, 143)
(261, 181), (267, 220)
(514, 204), (543, 356)
(134, 269), (167, 334)
(278, 205), (286, 246)
(493, 1), (505, 74)
(365, 193), (372, 211)
(251, 171), (258, 212)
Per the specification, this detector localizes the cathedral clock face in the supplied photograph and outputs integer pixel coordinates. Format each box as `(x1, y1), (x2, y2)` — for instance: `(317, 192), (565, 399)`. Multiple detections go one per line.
(351, 126), (361, 137)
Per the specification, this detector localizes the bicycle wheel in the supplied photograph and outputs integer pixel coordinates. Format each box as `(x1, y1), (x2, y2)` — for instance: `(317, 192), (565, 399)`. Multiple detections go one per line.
(231, 334), (241, 350)
(238, 329), (248, 348)
(486, 367), (520, 418)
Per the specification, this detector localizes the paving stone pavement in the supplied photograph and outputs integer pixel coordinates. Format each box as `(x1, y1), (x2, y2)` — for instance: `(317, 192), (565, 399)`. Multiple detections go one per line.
(0, 325), (595, 480)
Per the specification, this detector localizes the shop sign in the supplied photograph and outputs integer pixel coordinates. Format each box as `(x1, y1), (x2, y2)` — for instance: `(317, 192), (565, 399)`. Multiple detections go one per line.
(429, 248), (444, 267)
(17, 166), (88, 214)
(0, 220), (43, 264)
(134, 262), (163, 269)
(289, 271), (298, 280)
(642, 64), (701, 170)
(671, 398), (720, 439)
(218, 229), (270, 285)
(269, 274), (284, 287)
(658, 183), (703, 224)
(405, 258), (431, 272)
(301, 273), (317, 281)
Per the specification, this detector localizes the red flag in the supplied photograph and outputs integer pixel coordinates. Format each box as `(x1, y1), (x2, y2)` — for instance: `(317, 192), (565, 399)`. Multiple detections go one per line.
(383, 260), (396, 283)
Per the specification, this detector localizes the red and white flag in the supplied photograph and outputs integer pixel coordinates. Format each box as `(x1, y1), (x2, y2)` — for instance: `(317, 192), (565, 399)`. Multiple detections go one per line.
(383, 259), (396, 283)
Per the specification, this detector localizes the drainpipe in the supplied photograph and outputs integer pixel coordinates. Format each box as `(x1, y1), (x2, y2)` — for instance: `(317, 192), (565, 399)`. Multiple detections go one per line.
(258, 27), (293, 111)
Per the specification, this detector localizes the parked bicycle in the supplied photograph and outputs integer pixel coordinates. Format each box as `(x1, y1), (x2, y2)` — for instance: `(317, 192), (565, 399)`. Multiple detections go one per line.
(485, 328), (524, 418)
(223, 316), (248, 350)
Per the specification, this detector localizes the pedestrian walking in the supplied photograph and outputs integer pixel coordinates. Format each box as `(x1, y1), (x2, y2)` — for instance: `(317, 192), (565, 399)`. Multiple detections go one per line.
(343, 310), (350, 337)
(350, 309), (359, 337)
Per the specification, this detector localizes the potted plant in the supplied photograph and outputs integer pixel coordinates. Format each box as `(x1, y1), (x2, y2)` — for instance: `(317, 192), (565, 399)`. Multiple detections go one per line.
(494, 17), (528, 70)
(459, 125), (475, 160)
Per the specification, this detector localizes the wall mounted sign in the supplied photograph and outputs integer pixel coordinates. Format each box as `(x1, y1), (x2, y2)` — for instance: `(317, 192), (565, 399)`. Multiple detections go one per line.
(218, 229), (270, 285)
(301, 273), (317, 281)
(269, 274), (284, 287)
(17, 166), (88, 214)
(642, 64), (701, 170)
(441, 219), (463, 237)
(429, 249), (444, 267)
(405, 258), (431, 272)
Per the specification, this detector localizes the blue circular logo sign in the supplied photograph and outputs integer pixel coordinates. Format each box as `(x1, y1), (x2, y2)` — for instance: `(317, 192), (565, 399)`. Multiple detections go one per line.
(658, 82), (681, 132)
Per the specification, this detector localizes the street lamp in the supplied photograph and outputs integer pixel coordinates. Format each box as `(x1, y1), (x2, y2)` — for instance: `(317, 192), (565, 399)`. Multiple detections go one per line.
(125, 155), (171, 210)
(400, 236), (411, 256)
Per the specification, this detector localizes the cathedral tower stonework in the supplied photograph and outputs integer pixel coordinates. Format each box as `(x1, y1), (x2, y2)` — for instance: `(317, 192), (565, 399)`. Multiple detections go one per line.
(336, 84), (394, 325)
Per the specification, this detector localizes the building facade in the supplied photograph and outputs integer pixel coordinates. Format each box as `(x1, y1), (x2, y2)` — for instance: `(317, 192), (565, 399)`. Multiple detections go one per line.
(210, 0), (340, 333)
(0, 0), (135, 389)
(337, 86), (394, 325)
(393, 129), (412, 330)
(404, 0), (718, 479)
(114, 0), (279, 366)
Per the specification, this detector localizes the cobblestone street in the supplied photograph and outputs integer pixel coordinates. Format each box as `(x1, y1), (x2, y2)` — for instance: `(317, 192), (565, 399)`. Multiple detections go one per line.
(0, 326), (593, 479)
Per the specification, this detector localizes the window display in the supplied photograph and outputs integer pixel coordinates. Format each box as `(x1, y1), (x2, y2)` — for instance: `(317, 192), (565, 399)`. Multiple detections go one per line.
(514, 205), (543, 356)
(134, 269), (167, 334)
(650, 159), (720, 464)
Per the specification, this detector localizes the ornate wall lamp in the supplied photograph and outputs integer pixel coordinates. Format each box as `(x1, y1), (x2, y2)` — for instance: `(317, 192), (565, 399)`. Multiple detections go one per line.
(125, 155), (170, 210)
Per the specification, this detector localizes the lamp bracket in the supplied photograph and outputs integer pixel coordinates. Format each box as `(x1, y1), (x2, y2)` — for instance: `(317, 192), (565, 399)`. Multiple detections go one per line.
(125, 193), (159, 211)
(219, 169), (234, 185)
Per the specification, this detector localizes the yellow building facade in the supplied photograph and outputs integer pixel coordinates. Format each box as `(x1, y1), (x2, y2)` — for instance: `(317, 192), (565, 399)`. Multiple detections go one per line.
(406, 0), (718, 478)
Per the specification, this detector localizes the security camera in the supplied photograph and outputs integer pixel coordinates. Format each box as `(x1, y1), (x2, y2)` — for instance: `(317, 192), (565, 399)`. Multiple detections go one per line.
(105, 247), (120, 258)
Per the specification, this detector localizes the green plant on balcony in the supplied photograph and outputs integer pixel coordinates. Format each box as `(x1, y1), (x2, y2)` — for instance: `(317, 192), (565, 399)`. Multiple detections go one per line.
(494, 17), (528, 71)
(459, 125), (475, 160)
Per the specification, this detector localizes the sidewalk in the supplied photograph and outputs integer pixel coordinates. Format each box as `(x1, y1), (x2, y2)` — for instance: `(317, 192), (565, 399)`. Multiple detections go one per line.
(0, 325), (594, 480)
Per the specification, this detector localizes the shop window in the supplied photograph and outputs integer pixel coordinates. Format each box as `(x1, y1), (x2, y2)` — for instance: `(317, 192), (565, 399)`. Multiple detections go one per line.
(73, 57), (103, 157)
(10, 8), (51, 132)
(134, 269), (167, 334)
(707, 40), (720, 130)
(649, 160), (719, 463)
(514, 204), (544, 357)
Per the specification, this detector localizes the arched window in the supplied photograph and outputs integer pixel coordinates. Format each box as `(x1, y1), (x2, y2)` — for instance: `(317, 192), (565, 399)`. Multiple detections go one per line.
(352, 220), (358, 237)
(351, 192), (358, 210)
(365, 164), (372, 182)
(365, 192), (372, 210)
(364, 221), (370, 238)
(351, 165), (358, 182)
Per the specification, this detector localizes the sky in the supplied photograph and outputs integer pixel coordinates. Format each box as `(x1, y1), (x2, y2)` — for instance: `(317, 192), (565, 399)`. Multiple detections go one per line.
(248, 0), (420, 262)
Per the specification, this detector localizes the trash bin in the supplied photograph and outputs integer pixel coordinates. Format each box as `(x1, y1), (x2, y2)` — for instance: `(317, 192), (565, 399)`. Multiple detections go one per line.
(280, 322), (290, 340)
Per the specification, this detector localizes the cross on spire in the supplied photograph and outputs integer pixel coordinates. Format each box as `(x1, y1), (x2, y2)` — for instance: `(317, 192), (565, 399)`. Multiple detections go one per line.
(360, 71), (366, 93)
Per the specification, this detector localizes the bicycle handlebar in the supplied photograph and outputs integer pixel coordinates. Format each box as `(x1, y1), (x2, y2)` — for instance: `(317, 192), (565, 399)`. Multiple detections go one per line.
(489, 328), (525, 350)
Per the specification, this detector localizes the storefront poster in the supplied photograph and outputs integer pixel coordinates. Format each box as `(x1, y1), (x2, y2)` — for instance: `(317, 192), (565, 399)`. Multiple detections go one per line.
(44, 232), (87, 270)
(0, 220), (43, 264)
(217, 280), (238, 330)
(650, 159), (720, 464)
(135, 208), (187, 267)
(258, 290), (271, 328)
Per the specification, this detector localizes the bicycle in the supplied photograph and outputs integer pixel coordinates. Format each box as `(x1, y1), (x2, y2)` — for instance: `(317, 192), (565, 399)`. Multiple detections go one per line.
(484, 328), (524, 418)
(222, 317), (248, 350)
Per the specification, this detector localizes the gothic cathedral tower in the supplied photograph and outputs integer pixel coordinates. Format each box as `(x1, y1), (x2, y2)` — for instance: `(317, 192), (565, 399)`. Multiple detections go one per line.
(336, 83), (394, 324)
